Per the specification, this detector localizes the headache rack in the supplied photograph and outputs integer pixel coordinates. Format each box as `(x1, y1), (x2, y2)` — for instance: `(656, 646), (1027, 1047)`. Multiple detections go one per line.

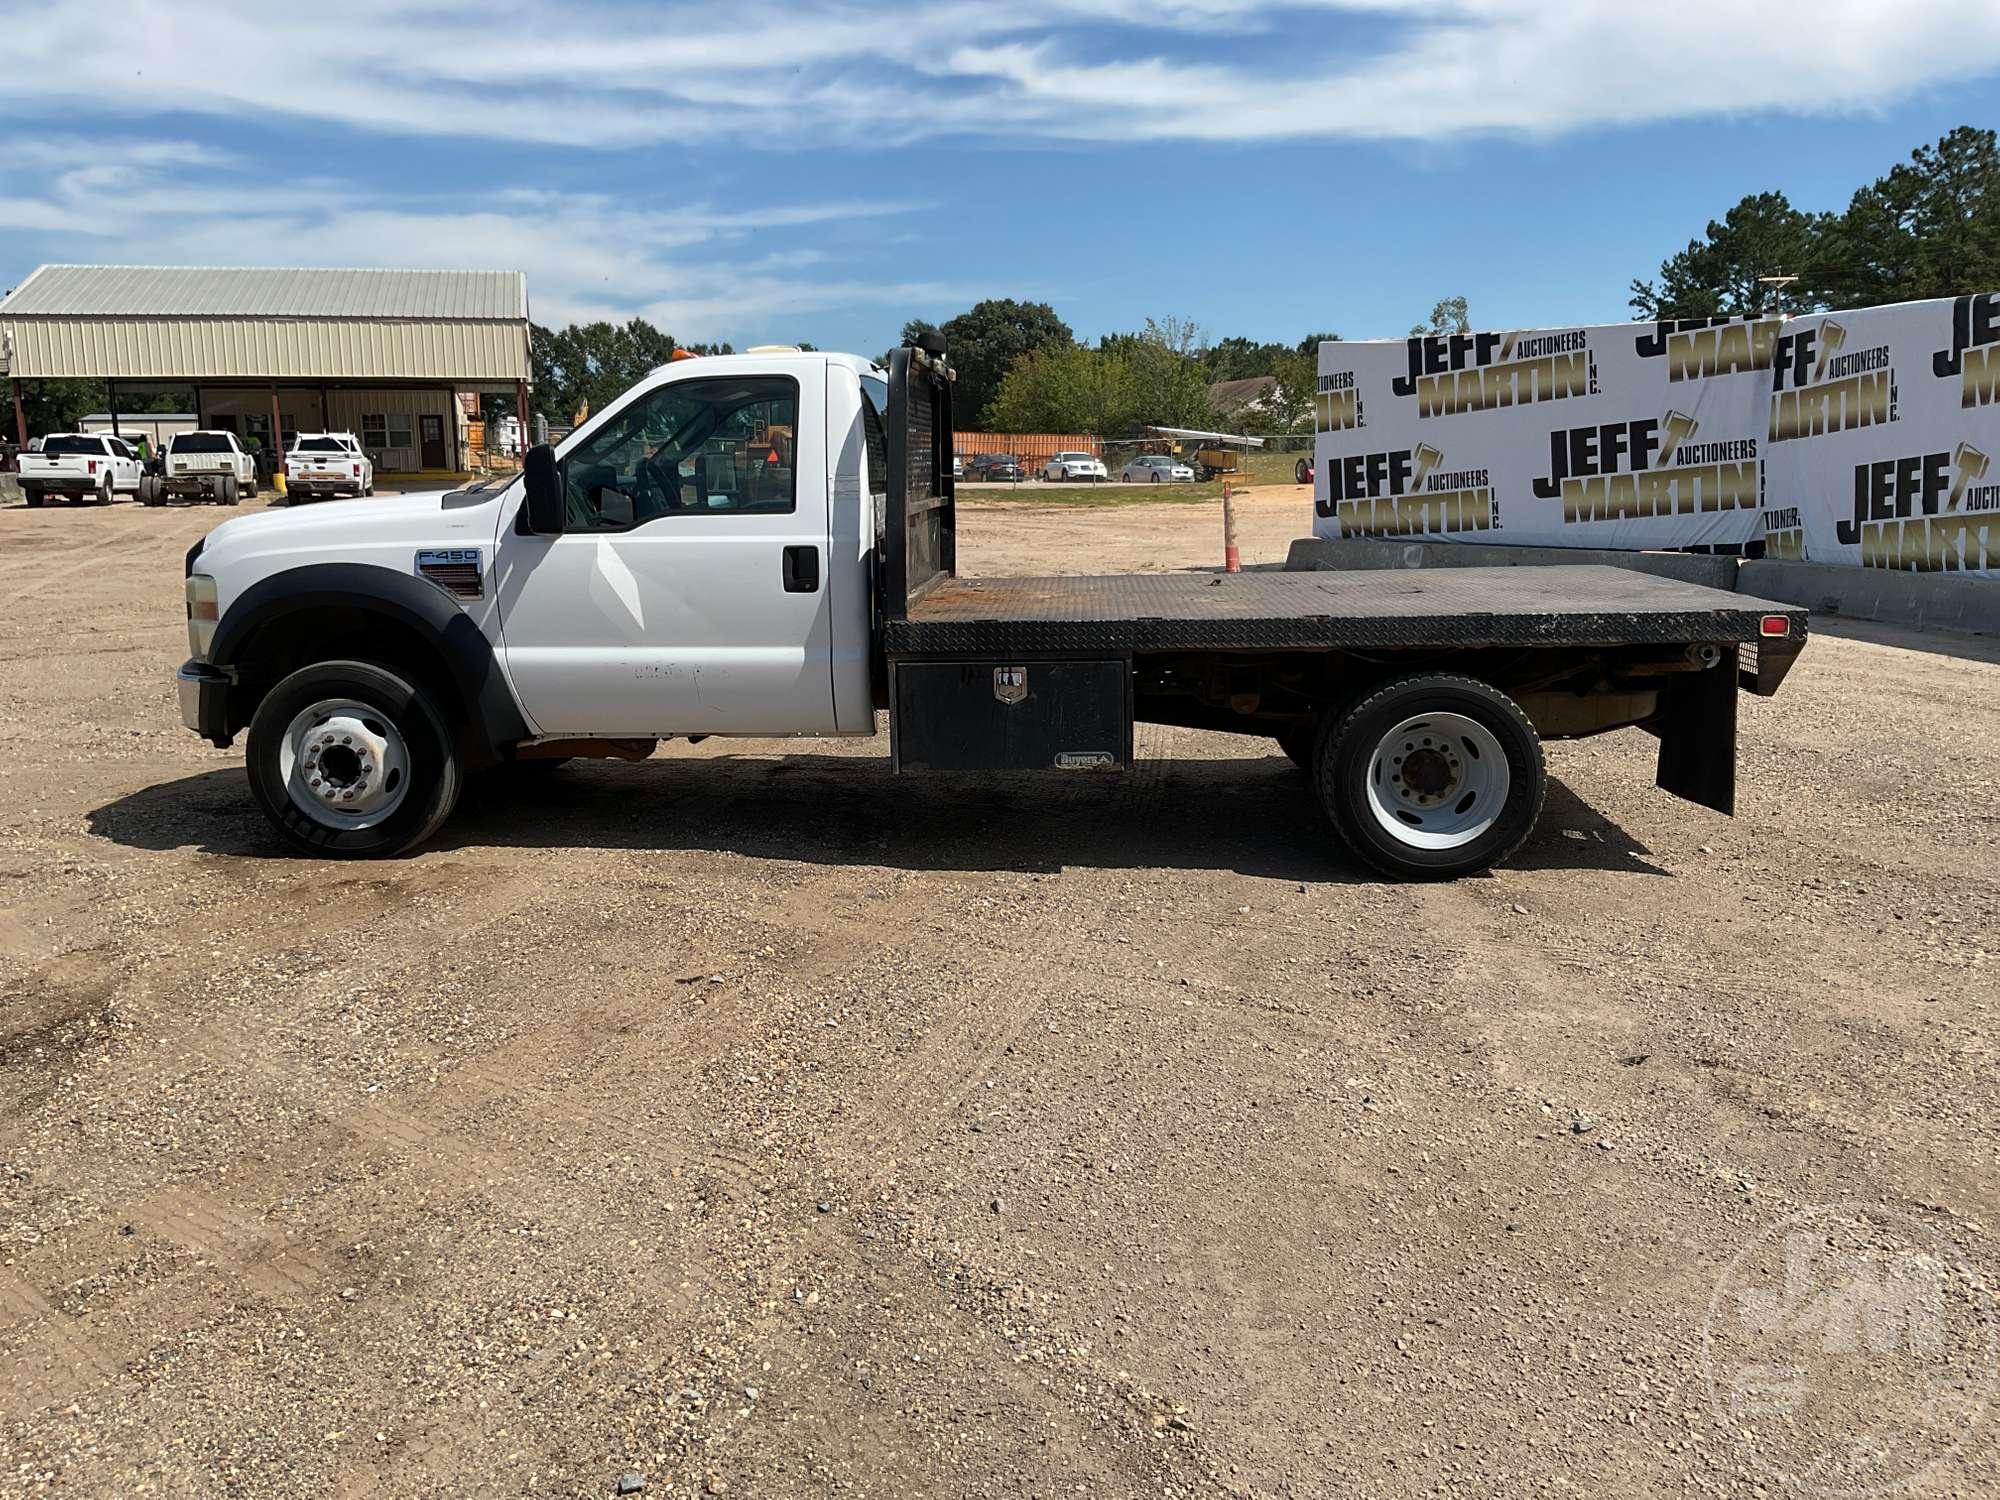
(883, 340), (958, 622)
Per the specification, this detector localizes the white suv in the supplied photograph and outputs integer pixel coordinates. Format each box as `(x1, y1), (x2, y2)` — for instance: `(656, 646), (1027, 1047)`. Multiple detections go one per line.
(1043, 451), (1107, 483)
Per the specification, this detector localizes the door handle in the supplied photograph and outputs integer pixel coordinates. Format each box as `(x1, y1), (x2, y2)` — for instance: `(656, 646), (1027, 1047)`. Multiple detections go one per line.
(782, 544), (820, 593)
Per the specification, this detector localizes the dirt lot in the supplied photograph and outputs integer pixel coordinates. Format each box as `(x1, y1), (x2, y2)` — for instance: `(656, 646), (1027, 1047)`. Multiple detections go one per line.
(1, 491), (1995, 1498)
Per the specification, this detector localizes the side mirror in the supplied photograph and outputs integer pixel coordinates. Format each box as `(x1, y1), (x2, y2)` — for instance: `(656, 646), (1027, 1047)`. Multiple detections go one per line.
(522, 443), (563, 534)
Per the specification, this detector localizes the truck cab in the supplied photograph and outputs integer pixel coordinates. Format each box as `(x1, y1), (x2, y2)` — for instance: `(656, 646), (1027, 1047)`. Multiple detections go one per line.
(177, 339), (1806, 878)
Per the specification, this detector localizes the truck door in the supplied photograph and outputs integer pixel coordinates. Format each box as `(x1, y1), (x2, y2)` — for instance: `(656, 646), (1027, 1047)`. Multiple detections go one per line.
(494, 363), (836, 737)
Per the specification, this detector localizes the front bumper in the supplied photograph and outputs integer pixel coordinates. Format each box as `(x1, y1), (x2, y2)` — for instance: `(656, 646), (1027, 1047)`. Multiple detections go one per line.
(177, 659), (234, 747)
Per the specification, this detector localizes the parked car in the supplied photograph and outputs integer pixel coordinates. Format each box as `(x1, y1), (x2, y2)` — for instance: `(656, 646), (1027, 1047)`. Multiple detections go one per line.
(967, 453), (1024, 481)
(1119, 454), (1196, 483)
(1043, 451), (1107, 483)
(149, 430), (258, 506)
(285, 432), (374, 501)
(15, 432), (145, 507)
(1296, 455), (1314, 485)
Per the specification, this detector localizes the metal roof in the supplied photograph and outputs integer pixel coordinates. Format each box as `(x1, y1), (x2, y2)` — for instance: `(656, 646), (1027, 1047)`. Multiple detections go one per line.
(0, 265), (527, 321)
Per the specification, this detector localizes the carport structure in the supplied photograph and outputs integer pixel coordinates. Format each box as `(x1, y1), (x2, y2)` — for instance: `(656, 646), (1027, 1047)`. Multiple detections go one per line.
(0, 265), (531, 475)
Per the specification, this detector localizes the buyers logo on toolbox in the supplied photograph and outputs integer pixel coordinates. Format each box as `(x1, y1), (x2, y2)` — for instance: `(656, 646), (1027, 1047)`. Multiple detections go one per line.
(1315, 368), (1365, 431)
(1768, 319), (1898, 442)
(1841, 442), (1999, 570)
(1932, 293), (2000, 408)
(1636, 315), (1783, 381)
(1531, 412), (1760, 524)
(1389, 329), (1595, 418)
(1316, 444), (1495, 536)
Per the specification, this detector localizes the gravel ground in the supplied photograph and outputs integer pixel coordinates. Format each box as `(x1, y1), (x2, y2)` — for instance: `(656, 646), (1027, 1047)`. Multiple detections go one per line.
(1, 492), (1995, 1498)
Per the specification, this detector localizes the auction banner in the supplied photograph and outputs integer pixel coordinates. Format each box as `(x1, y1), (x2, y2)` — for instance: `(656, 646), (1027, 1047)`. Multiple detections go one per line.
(1759, 294), (2000, 575)
(1312, 295), (2000, 576)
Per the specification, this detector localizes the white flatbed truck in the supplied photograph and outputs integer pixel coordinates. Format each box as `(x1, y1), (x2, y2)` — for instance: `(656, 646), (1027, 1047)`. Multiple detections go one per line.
(175, 334), (1807, 878)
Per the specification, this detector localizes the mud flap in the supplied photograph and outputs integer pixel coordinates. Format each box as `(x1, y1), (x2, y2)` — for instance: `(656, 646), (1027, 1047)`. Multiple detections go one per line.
(1651, 647), (1737, 816)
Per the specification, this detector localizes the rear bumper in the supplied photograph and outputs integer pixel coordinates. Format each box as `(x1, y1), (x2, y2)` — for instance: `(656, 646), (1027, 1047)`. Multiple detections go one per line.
(20, 475), (97, 493)
(177, 659), (233, 747)
(286, 477), (357, 494)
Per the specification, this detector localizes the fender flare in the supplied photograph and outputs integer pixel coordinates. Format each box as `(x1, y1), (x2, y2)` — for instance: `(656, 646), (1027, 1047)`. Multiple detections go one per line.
(210, 562), (529, 765)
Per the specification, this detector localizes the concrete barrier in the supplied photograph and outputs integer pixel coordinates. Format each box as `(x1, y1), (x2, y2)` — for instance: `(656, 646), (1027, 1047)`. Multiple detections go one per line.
(1737, 560), (2000, 634)
(1284, 536), (1739, 591)
(1285, 535), (1999, 635)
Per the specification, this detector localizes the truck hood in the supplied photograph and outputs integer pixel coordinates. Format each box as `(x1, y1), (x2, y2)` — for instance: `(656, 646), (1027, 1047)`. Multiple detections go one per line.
(194, 484), (510, 587)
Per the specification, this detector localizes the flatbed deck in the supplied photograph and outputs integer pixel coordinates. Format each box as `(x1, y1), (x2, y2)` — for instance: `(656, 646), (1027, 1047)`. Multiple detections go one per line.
(885, 565), (1806, 657)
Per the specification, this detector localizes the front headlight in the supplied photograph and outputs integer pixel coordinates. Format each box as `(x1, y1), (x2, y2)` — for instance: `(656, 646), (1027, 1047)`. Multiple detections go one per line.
(186, 573), (219, 660)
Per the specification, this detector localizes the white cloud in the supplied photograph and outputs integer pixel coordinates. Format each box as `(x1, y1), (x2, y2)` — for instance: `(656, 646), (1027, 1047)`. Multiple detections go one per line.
(3, 0), (1998, 146)
(0, 135), (956, 341)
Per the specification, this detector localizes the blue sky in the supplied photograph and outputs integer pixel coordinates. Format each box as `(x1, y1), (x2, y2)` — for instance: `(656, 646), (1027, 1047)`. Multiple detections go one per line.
(4, 0), (2000, 353)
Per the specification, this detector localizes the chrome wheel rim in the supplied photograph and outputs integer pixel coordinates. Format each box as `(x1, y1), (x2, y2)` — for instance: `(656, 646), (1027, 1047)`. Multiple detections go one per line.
(1364, 711), (1509, 851)
(279, 698), (411, 830)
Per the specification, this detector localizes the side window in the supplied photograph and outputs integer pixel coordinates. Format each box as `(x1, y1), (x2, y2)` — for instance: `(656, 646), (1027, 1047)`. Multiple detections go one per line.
(560, 376), (798, 534)
(362, 414), (388, 449)
(859, 385), (889, 500)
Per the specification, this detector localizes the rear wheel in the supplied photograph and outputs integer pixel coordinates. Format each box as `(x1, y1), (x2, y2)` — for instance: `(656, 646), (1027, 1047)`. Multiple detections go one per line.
(1295, 457), (1311, 485)
(246, 660), (463, 858)
(139, 475), (164, 506)
(218, 474), (239, 506)
(1314, 674), (1545, 881)
(23, 484), (44, 509)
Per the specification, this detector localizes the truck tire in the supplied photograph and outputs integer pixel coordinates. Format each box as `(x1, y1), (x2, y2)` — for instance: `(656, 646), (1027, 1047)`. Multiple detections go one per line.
(22, 484), (44, 509)
(245, 660), (463, 858)
(1313, 674), (1545, 881)
(244, 470), (260, 500)
(218, 475), (239, 506)
(139, 475), (164, 506)
(1295, 457), (1311, 485)
(96, 473), (115, 506)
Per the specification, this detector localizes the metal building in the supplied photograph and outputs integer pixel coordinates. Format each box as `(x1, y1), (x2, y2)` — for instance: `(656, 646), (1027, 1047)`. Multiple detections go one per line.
(0, 265), (531, 474)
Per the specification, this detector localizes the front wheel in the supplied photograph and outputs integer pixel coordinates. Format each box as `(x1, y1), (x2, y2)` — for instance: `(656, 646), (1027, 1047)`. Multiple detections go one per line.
(1295, 458), (1311, 485)
(97, 474), (115, 505)
(1314, 674), (1545, 880)
(246, 660), (463, 858)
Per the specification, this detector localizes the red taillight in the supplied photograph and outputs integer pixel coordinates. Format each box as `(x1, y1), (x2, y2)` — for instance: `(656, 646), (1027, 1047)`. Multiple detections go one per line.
(87, 459), (99, 474)
(1760, 614), (1790, 637)
(352, 463), (361, 476)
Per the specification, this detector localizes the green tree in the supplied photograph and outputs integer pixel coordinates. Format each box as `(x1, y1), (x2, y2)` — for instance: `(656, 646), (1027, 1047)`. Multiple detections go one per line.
(1097, 318), (1216, 430)
(932, 299), (1074, 427)
(1410, 296), (1471, 337)
(10, 378), (100, 437)
(1200, 335), (1289, 382)
(529, 318), (731, 425)
(1295, 331), (1341, 357)
(987, 343), (1136, 435)
(1824, 126), (2000, 305)
(1629, 192), (1830, 319)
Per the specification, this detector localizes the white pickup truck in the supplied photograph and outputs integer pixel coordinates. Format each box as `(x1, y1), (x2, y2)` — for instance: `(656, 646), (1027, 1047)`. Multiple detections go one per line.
(174, 336), (1808, 877)
(146, 430), (258, 506)
(17, 432), (144, 506)
(284, 433), (374, 501)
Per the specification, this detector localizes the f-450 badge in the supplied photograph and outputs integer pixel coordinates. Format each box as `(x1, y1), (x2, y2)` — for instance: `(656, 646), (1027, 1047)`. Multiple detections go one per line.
(992, 666), (1027, 705)
(415, 548), (484, 600)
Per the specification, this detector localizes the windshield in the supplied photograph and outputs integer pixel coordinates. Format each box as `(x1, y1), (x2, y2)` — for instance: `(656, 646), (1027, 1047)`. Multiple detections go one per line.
(43, 435), (105, 456)
(173, 433), (234, 454)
